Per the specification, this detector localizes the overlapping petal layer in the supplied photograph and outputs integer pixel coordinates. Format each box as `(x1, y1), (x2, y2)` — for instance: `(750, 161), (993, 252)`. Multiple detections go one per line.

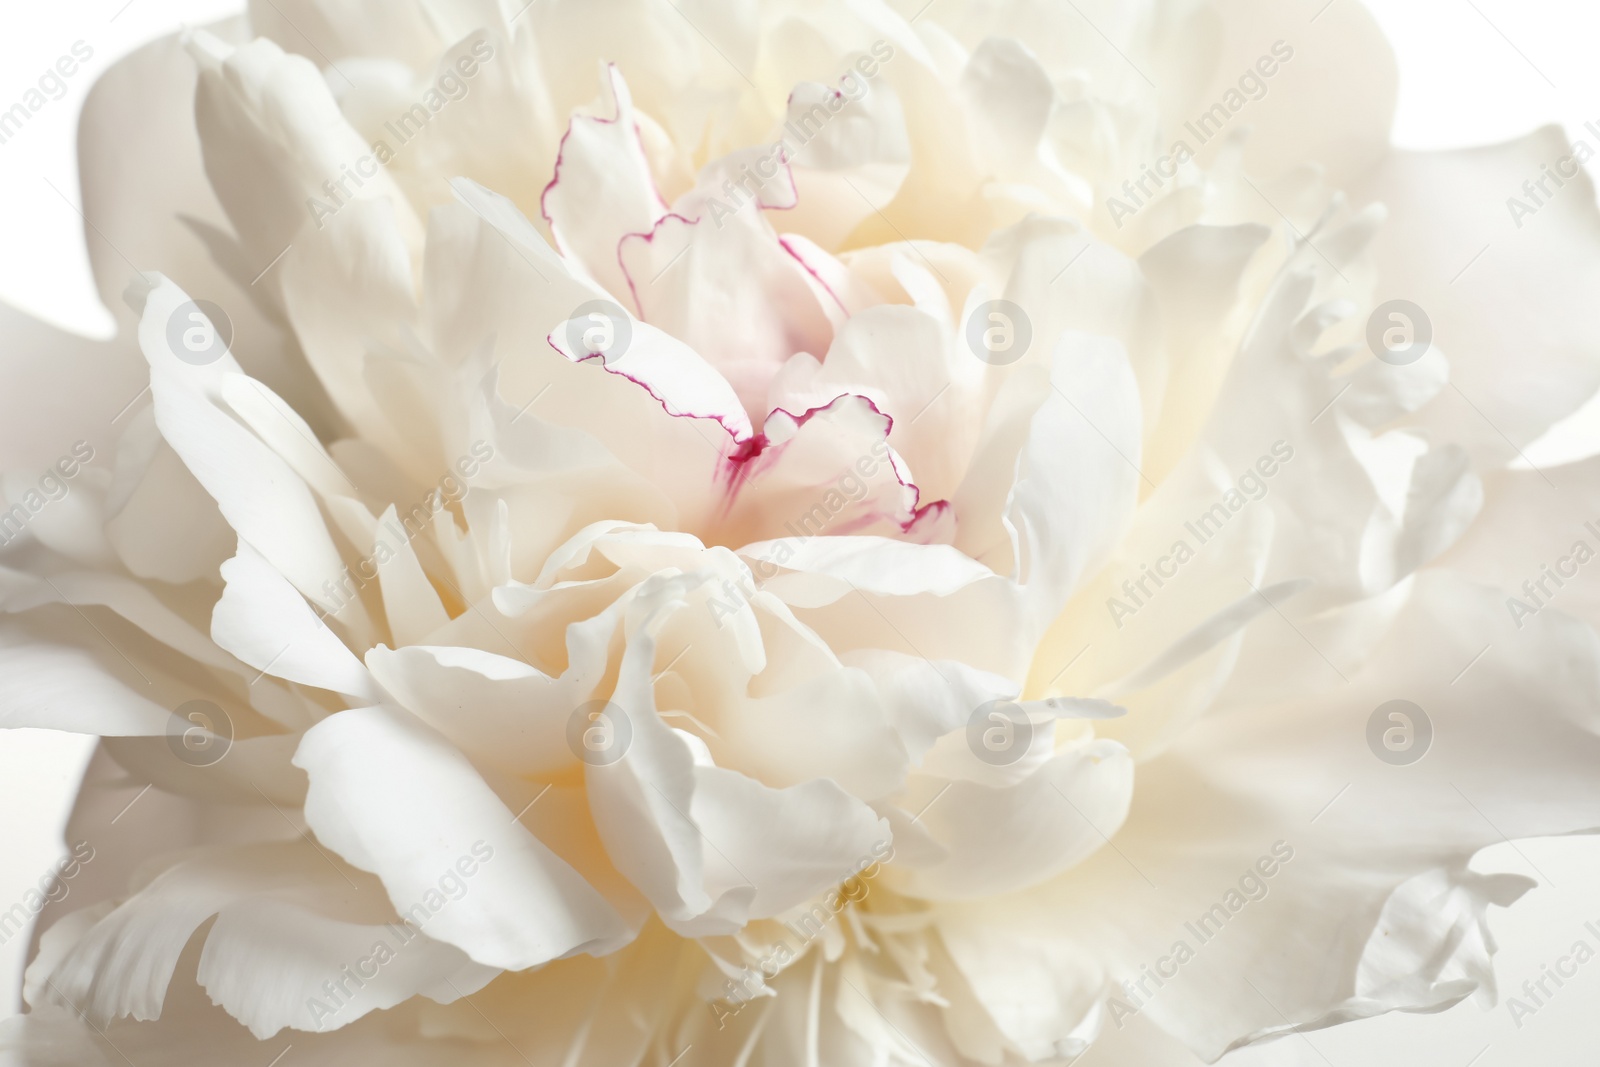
(2, 2), (1598, 1066)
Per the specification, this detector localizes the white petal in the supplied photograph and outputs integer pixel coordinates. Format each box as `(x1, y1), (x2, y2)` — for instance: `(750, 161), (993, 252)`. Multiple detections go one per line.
(212, 542), (378, 701)
(363, 643), (577, 777)
(199, 898), (498, 1038)
(540, 64), (666, 300)
(944, 572), (1600, 1061)
(619, 210), (833, 414)
(372, 505), (451, 646)
(0, 623), (172, 735)
(136, 275), (368, 630)
(1358, 128), (1600, 468)
(294, 705), (631, 969)
(892, 734), (1132, 901)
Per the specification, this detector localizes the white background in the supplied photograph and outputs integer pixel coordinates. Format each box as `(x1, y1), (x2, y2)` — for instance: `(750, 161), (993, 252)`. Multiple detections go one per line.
(2, 1), (1600, 1063)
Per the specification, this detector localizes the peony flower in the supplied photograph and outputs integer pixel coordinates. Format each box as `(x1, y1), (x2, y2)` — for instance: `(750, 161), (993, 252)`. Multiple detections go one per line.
(4, 0), (1600, 1064)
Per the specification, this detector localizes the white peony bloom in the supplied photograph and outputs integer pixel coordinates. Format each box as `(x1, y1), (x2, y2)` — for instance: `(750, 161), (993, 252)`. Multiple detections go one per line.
(4, 0), (1600, 1064)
